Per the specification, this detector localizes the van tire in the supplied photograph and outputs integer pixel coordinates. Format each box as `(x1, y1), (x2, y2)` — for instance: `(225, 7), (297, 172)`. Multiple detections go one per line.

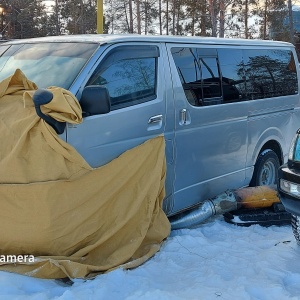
(292, 215), (300, 245)
(250, 149), (280, 186)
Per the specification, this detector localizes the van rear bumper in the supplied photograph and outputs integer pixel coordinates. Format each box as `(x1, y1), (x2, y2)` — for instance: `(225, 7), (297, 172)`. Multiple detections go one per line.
(278, 164), (300, 216)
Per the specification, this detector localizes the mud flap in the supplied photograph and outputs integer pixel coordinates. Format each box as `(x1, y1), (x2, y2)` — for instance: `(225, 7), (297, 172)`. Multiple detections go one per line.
(223, 203), (291, 227)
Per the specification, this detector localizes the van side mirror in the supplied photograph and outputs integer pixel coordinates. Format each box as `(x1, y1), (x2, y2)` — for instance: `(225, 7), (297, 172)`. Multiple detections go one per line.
(32, 88), (66, 135)
(80, 85), (111, 116)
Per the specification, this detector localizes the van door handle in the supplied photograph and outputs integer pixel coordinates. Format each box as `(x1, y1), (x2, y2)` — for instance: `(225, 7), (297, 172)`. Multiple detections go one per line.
(148, 114), (163, 124)
(179, 109), (190, 125)
(180, 109), (187, 124)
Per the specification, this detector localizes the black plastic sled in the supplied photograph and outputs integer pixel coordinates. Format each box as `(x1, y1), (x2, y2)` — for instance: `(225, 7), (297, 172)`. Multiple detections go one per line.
(223, 203), (291, 227)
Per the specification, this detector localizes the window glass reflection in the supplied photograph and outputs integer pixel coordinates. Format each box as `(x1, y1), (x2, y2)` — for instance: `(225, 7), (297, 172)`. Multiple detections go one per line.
(88, 56), (156, 110)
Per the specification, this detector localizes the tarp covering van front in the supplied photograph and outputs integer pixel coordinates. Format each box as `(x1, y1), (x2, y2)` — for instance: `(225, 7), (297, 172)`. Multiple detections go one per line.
(0, 69), (170, 279)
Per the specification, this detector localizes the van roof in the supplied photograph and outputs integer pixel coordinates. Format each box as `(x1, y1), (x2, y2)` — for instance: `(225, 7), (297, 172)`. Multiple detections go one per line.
(3, 34), (293, 48)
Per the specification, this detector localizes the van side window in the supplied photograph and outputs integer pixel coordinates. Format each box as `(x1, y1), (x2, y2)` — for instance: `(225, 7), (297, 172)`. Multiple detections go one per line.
(243, 49), (298, 100)
(217, 49), (246, 103)
(172, 46), (298, 106)
(244, 49), (298, 99)
(201, 56), (222, 103)
(171, 47), (222, 106)
(86, 45), (159, 110)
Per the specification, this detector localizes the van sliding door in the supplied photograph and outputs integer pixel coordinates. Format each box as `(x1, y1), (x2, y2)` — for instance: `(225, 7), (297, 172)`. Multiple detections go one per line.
(167, 44), (248, 214)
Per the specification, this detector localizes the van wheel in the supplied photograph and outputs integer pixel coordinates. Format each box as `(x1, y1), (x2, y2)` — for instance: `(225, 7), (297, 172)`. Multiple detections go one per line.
(292, 215), (300, 245)
(250, 149), (280, 186)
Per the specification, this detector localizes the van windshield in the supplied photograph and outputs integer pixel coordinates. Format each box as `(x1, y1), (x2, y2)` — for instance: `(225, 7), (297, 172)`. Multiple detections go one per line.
(0, 42), (98, 89)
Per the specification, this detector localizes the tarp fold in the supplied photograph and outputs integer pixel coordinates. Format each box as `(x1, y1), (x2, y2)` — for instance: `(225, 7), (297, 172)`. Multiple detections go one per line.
(0, 69), (170, 279)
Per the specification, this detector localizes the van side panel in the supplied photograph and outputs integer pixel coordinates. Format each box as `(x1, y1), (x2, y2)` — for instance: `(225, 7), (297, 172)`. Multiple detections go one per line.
(166, 43), (299, 215)
(244, 47), (299, 179)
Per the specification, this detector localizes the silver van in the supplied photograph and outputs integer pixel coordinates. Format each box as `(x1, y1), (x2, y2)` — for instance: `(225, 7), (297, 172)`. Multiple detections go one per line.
(0, 34), (299, 217)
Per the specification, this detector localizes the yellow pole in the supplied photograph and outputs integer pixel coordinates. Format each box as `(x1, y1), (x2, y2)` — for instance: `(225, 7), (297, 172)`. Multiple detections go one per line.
(97, 0), (103, 34)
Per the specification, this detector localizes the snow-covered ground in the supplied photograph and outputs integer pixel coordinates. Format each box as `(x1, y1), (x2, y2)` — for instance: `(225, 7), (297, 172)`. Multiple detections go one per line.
(0, 216), (299, 300)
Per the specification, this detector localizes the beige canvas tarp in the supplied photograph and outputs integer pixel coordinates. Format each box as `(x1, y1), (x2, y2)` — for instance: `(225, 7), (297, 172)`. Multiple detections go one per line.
(0, 69), (170, 279)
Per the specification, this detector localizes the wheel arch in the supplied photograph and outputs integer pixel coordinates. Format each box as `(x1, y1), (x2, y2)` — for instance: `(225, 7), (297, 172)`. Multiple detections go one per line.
(250, 137), (284, 169)
(259, 140), (283, 166)
(248, 125), (286, 169)
(249, 141), (282, 186)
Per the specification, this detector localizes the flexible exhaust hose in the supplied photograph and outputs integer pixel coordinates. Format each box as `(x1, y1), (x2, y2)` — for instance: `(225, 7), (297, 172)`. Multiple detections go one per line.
(170, 200), (215, 230)
(170, 190), (237, 230)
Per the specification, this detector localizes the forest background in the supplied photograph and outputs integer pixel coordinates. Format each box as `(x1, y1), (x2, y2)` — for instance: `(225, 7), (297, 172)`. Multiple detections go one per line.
(0, 1), (299, 45)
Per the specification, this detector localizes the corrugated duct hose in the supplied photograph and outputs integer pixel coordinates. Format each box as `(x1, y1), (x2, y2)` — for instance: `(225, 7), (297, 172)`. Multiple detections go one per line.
(170, 186), (279, 230)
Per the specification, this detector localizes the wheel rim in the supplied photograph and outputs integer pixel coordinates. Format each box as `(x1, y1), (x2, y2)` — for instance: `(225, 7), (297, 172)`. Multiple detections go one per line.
(258, 159), (276, 185)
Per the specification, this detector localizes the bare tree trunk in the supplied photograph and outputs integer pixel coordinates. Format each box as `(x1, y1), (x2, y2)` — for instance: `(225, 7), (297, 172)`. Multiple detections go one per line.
(209, 0), (217, 37)
(55, 0), (60, 35)
(245, 0), (248, 38)
(123, 2), (130, 32)
(219, 0), (225, 37)
(80, 0), (84, 33)
(176, 2), (180, 35)
(159, 0), (162, 35)
(136, 0), (141, 34)
(73, 2), (78, 34)
(128, 0), (133, 33)
(166, 0), (169, 35)
(200, 0), (207, 36)
(262, 0), (267, 39)
(172, 0), (175, 34)
(144, 0), (148, 35)
(191, 8), (195, 36)
(110, 0), (115, 34)
(288, 0), (295, 44)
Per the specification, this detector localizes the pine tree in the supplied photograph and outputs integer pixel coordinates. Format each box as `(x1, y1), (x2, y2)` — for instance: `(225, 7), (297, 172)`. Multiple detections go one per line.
(231, 0), (259, 38)
(1, 0), (48, 39)
(58, 0), (97, 34)
(257, 0), (288, 41)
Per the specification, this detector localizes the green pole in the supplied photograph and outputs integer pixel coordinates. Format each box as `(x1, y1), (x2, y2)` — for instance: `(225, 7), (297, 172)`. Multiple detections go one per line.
(97, 0), (103, 34)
